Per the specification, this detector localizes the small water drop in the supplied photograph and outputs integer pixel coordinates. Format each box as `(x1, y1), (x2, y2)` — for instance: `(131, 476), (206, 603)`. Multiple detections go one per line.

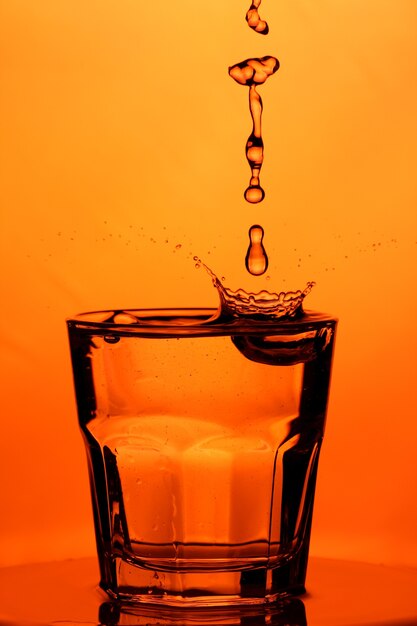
(113, 313), (138, 324)
(244, 185), (265, 203)
(245, 224), (268, 276)
(104, 335), (120, 344)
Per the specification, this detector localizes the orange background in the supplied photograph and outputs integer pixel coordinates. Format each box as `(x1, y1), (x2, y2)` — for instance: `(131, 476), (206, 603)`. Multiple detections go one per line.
(0, 1), (416, 568)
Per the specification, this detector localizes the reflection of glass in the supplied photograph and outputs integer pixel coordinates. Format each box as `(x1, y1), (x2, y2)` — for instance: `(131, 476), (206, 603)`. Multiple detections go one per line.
(68, 308), (336, 606)
(98, 597), (307, 625)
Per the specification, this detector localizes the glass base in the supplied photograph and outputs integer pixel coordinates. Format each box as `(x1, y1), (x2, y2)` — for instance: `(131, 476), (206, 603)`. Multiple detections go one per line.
(101, 548), (308, 607)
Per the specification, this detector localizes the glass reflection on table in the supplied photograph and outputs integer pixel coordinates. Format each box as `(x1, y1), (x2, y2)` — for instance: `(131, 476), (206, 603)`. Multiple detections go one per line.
(0, 556), (416, 625)
(98, 597), (307, 626)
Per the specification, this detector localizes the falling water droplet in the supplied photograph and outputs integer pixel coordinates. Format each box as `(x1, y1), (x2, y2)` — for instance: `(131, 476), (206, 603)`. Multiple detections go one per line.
(246, 0), (269, 35)
(245, 224), (268, 276)
(229, 56), (279, 204)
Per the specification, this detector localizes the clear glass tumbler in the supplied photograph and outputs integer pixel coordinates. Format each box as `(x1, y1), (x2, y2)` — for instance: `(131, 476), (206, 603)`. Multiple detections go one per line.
(67, 308), (336, 607)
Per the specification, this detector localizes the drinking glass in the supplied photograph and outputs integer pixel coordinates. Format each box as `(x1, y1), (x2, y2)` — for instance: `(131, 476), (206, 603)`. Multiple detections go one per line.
(67, 308), (336, 606)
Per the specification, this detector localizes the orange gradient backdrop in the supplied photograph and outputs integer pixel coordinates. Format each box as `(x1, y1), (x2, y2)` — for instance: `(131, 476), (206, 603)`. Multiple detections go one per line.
(0, 1), (416, 568)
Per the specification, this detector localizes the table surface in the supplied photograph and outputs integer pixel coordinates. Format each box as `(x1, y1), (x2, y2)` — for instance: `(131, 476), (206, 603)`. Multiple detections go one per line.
(0, 556), (416, 626)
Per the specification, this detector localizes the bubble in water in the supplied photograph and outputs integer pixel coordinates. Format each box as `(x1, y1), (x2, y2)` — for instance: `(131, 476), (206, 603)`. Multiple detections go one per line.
(245, 225), (268, 276)
(246, 0), (269, 34)
(229, 57), (279, 204)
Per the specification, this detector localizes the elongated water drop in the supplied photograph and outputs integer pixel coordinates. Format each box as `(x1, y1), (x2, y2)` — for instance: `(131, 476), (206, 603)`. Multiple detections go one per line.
(228, 56), (279, 204)
(245, 225), (268, 276)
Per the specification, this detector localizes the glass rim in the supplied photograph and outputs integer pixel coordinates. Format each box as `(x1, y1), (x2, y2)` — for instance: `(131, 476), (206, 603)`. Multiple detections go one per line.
(67, 307), (337, 338)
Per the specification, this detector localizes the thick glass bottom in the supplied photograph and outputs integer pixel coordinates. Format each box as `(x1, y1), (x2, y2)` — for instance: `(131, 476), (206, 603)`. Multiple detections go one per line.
(101, 546), (309, 607)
